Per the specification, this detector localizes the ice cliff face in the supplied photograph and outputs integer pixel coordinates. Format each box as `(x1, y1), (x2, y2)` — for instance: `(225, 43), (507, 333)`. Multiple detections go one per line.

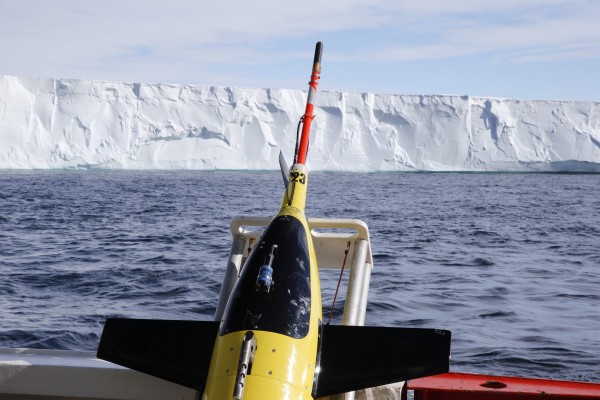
(1, 75), (599, 171)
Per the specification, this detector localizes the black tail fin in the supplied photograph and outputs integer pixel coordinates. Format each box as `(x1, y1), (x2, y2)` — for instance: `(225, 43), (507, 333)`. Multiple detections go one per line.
(313, 325), (451, 397)
(97, 318), (219, 391)
(98, 319), (450, 396)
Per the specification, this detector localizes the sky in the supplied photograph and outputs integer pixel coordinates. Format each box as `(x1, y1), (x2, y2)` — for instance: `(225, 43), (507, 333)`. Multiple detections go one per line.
(1, 0), (599, 101)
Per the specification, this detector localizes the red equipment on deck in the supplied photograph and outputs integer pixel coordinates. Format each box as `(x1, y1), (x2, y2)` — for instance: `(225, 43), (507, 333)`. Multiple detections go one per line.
(408, 372), (600, 400)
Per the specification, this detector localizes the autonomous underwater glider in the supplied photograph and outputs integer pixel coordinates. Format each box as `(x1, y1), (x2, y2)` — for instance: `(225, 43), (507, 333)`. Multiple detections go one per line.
(97, 42), (451, 399)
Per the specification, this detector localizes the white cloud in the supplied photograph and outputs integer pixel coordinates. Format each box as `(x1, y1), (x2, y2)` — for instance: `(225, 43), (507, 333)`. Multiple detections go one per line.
(349, 0), (600, 63)
(0, 0), (599, 93)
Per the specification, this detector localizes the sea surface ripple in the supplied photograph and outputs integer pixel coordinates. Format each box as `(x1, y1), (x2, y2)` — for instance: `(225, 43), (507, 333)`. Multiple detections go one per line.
(1, 171), (599, 382)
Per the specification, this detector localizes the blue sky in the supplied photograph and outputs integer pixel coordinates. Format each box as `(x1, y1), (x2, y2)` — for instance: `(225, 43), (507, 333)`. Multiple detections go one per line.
(1, 0), (599, 101)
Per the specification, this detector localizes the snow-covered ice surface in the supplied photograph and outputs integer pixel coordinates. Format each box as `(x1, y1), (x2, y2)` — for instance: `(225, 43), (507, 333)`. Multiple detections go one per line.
(1, 75), (599, 171)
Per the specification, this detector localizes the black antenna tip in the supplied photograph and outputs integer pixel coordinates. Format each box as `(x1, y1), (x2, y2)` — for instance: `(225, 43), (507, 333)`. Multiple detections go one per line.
(314, 42), (323, 64)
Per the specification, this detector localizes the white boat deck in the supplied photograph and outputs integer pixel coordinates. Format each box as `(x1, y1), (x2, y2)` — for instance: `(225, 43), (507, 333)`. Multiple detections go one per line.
(0, 347), (198, 400)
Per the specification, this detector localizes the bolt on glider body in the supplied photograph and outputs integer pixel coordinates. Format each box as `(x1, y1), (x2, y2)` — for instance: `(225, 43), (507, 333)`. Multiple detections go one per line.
(97, 42), (451, 400)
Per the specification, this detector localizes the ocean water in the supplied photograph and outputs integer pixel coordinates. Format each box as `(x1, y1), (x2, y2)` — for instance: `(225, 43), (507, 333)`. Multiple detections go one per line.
(1, 171), (599, 382)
